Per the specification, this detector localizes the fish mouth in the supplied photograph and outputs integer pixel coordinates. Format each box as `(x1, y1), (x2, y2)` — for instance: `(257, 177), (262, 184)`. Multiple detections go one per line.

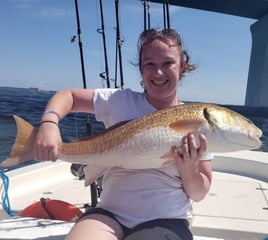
(248, 130), (263, 147)
(216, 126), (262, 149)
(249, 129), (263, 139)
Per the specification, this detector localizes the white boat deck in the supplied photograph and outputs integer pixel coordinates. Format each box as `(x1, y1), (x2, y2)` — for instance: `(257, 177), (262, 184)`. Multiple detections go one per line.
(1, 150), (268, 240)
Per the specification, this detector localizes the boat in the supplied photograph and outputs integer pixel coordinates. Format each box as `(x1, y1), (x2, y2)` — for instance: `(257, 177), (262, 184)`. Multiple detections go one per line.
(0, 151), (267, 239)
(1, 1), (268, 239)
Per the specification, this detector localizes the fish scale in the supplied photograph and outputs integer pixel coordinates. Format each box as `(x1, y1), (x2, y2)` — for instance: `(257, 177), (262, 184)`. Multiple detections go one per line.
(60, 104), (206, 155)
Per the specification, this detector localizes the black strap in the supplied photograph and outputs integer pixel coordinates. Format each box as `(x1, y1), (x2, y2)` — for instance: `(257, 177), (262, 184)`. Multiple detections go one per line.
(40, 198), (55, 220)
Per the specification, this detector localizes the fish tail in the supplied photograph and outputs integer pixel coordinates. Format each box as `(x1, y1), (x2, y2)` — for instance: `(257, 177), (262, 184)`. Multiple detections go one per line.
(0, 115), (36, 168)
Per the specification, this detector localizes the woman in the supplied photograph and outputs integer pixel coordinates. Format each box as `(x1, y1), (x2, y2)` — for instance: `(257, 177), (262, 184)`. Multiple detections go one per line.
(34, 28), (212, 240)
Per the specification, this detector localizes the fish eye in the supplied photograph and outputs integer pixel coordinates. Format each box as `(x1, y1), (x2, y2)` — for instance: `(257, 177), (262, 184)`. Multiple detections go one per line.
(246, 118), (253, 124)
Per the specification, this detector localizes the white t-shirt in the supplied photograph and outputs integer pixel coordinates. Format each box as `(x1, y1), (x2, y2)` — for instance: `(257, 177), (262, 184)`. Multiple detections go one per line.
(93, 88), (212, 228)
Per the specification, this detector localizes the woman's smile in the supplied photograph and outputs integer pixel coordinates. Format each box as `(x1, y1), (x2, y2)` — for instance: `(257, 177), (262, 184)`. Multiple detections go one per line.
(151, 78), (169, 86)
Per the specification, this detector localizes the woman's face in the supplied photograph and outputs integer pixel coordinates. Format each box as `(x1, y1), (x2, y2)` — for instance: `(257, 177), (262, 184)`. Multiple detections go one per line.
(141, 39), (183, 108)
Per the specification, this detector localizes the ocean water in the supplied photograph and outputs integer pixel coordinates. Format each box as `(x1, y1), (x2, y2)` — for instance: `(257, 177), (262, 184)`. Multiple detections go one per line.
(0, 87), (267, 169)
(0, 87), (105, 168)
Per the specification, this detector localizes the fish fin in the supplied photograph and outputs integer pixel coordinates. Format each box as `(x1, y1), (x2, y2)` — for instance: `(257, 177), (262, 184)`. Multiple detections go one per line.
(83, 165), (107, 186)
(160, 149), (177, 166)
(0, 115), (36, 168)
(169, 119), (205, 133)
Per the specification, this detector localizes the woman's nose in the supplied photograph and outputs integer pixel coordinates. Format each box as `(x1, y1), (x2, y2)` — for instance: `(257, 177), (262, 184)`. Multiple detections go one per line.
(154, 65), (164, 75)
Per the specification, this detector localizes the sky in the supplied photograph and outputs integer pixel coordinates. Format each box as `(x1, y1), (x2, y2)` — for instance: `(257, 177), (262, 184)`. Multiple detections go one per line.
(0, 0), (256, 105)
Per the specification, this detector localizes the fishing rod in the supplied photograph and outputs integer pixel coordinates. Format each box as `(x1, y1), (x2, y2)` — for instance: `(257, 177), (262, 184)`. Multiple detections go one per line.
(72, 0), (92, 136)
(97, 0), (110, 88)
(143, 0), (151, 30)
(114, 0), (124, 89)
(71, 0), (94, 140)
(163, 0), (170, 28)
(73, 0), (87, 89)
(73, 0), (100, 208)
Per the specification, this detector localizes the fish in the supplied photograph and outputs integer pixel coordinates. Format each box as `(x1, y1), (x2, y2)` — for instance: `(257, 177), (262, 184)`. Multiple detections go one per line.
(0, 103), (262, 185)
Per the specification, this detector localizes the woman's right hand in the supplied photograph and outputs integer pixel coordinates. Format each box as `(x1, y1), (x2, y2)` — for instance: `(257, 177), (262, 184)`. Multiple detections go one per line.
(34, 122), (62, 161)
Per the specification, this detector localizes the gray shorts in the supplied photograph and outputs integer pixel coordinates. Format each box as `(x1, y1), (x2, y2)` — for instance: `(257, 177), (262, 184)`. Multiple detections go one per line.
(81, 207), (193, 240)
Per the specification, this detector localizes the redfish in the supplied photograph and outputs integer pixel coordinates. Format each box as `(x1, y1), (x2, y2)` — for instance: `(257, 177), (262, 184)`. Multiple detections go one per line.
(0, 103), (262, 185)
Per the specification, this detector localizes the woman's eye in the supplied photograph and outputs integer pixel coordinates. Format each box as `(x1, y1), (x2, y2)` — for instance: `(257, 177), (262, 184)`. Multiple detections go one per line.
(143, 62), (154, 69)
(164, 61), (173, 67)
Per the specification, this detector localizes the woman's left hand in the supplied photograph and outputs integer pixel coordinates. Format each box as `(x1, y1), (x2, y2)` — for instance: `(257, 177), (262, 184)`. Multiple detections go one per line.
(172, 133), (212, 202)
(175, 133), (207, 176)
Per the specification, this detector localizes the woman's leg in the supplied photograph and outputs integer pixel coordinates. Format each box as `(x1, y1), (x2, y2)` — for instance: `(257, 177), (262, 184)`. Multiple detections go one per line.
(65, 213), (124, 240)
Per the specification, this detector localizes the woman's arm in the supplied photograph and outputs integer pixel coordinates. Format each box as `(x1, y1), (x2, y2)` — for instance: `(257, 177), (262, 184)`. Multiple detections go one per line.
(40, 88), (95, 123)
(34, 88), (95, 161)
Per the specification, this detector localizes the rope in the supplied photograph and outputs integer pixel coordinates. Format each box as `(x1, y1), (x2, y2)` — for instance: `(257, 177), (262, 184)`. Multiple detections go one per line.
(0, 168), (14, 217)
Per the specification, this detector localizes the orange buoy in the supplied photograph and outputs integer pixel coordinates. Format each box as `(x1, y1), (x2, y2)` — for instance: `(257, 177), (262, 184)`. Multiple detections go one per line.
(19, 198), (83, 222)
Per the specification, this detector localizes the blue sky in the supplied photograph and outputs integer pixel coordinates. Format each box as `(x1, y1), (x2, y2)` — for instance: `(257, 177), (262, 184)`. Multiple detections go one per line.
(0, 0), (256, 105)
